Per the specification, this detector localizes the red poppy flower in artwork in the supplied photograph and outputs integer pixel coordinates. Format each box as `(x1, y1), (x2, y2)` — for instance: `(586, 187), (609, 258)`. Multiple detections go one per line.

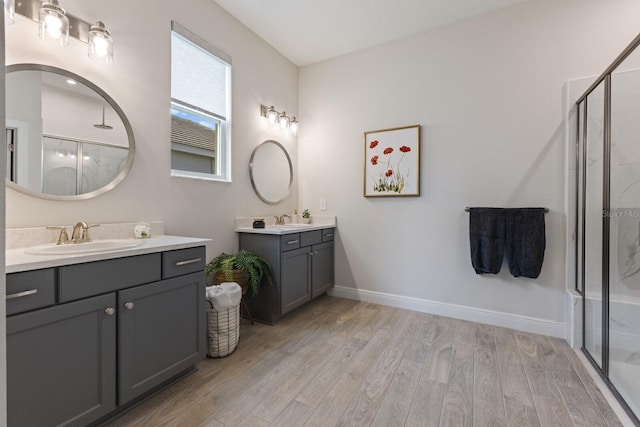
(385, 169), (393, 177)
(371, 155), (379, 165)
(399, 146), (411, 153)
(383, 147), (393, 155)
(369, 140), (379, 149)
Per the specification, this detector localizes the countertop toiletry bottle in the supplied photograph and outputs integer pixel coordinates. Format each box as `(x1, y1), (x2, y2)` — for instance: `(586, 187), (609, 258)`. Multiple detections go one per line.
(292, 209), (299, 224)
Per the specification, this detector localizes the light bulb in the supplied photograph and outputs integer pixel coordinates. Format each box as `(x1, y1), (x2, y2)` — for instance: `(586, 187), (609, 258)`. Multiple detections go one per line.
(45, 14), (63, 38)
(266, 106), (278, 124)
(290, 117), (299, 135)
(38, 0), (69, 46)
(279, 112), (289, 129)
(88, 21), (113, 63)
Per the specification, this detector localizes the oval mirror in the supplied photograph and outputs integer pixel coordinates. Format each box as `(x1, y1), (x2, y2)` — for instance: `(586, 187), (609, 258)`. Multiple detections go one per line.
(5, 64), (135, 200)
(249, 140), (292, 204)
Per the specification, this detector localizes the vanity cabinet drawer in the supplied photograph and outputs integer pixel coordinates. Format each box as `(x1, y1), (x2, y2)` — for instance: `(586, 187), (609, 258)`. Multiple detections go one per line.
(6, 269), (56, 316)
(59, 254), (161, 302)
(300, 230), (322, 247)
(162, 246), (205, 279)
(322, 229), (335, 242)
(280, 234), (301, 251)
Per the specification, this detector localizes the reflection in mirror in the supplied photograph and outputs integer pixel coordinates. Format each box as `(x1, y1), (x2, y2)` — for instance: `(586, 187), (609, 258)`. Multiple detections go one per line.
(249, 140), (292, 204)
(5, 64), (135, 200)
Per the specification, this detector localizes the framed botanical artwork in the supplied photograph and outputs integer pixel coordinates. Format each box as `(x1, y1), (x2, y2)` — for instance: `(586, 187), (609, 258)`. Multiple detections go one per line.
(364, 125), (420, 197)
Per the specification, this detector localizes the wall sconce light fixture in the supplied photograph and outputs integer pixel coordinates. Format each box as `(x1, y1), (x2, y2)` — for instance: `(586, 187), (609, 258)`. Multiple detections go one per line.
(15, 0), (114, 63)
(4, 0), (15, 24)
(261, 104), (300, 136)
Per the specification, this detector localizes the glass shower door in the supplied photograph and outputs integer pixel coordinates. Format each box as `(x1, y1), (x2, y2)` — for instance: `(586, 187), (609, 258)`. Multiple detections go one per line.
(609, 66), (640, 416)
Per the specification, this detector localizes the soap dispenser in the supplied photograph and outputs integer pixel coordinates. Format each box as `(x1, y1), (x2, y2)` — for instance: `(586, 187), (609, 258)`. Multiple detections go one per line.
(292, 209), (300, 224)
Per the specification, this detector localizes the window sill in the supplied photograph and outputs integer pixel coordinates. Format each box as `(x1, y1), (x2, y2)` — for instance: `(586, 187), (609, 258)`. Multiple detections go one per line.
(171, 170), (232, 183)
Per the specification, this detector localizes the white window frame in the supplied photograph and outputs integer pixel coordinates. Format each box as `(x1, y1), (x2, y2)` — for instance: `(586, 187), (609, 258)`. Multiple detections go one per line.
(170, 21), (232, 182)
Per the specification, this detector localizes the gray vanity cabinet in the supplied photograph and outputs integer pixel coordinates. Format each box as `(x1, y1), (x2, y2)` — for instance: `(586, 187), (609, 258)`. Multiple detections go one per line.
(240, 228), (335, 324)
(311, 240), (334, 298)
(281, 247), (312, 314)
(118, 271), (206, 404)
(7, 292), (117, 427)
(6, 246), (206, 425)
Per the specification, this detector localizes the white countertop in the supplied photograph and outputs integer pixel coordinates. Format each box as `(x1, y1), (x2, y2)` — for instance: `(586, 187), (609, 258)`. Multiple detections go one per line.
(235, 223), (336, 235)
(6, 235), (210, 274)
(234, 215), (336, 235)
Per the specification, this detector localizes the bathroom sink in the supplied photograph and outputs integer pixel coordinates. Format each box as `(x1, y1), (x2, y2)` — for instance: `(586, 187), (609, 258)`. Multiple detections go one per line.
(25, 239), (143, 256)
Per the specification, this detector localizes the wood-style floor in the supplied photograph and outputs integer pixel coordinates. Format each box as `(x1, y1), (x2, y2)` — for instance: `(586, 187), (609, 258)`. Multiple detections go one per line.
(105, 296), (623, 427)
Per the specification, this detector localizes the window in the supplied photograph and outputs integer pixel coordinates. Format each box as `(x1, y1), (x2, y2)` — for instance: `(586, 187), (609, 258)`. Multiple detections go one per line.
(170, 22), (231, 181)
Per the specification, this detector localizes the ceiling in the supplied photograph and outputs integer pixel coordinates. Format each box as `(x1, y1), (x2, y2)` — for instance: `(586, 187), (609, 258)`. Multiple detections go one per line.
(212, 0), (526, 66)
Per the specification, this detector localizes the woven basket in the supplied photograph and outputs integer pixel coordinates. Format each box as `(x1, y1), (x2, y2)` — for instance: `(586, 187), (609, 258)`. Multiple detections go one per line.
(206, 300), (240, 358)
(214, 270), (249, 295)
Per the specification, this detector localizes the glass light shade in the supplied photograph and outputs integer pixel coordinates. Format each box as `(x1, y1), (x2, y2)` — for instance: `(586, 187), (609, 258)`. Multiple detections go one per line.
(266, 106), (278, 124)
(290, 117), (299, 135)
(38, 0), (69, 46)
(4, 0), (14, 24)
(279, 111), (290, 129)
(88, 21), (113, 64)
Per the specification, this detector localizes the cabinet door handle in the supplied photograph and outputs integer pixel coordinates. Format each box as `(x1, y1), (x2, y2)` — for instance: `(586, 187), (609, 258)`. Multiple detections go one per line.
(325, 233), (334, 237)
(124, 302), (135, 310)
(105, 307), (115, 316)
(287, 240), (299, 245)
(309, 252), (314, 256)
(6, 289), (38, 300)
(175, 257), (202, 266)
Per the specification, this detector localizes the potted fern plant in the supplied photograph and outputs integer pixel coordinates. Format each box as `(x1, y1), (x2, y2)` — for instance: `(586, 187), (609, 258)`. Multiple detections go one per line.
(205, 250), (273, 296)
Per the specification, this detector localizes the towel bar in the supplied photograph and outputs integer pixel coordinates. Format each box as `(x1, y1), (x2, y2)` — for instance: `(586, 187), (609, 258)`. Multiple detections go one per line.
(464, 207), (549, 213)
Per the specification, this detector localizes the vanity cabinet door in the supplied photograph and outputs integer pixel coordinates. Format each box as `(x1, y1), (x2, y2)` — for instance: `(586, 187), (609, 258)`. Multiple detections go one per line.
(7, 293), (116, 427)
(281, 247), (312, 314)
(118, 272), (206, 405)
(311, 241), (335, 298)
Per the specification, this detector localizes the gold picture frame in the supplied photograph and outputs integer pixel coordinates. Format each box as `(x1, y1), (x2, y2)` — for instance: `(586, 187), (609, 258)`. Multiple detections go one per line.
(363, 125), (420, 197)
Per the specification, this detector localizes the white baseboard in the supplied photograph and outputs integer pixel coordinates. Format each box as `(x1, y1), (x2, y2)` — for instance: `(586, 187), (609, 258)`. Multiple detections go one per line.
(328, 285), (565, 338)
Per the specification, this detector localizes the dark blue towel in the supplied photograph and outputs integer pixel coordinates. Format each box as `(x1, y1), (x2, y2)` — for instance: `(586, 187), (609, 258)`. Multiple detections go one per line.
(505, 208), (546, 278)
(469, 208), (506, 274)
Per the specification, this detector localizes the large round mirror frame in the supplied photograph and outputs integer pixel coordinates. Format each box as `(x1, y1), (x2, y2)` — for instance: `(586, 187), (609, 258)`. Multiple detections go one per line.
(249, 140), (293, 205)
(5, 63), (135, 201)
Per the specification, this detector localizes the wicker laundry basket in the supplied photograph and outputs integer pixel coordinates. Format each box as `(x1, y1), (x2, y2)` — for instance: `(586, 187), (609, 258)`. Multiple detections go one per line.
(206, 300), (240, 358)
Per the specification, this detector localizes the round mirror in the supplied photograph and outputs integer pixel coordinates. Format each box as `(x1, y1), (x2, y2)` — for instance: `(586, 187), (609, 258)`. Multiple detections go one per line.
(249, 140), (292, 204)
(5, 64), (135, 200)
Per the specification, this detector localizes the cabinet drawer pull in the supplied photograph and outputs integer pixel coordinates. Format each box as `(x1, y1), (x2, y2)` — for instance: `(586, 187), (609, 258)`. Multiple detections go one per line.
(324, 233), (334, 237)
(105, 307), (115, 316)
(287, 240), (299, 245)
(6, 289), (38, 300)
(175, 257), (202, 266)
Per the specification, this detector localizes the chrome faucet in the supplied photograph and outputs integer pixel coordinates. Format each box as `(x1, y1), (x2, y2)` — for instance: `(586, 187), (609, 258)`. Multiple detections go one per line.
(274, 214), (290, 225)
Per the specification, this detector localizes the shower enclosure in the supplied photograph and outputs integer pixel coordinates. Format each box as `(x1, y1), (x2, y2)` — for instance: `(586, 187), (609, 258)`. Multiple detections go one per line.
(576, 32), (640, 423)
